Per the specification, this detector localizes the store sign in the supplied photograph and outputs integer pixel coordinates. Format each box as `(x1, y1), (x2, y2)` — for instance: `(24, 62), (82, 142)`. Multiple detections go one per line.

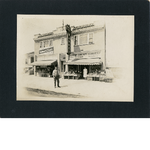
(67, 34), (71, 55)
(65, 24), (71, 55)
(70, 51), (101, 60)
(39, 47), (54, 54)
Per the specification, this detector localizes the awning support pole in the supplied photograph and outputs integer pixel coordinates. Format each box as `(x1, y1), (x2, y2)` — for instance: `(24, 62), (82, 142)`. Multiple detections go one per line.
(65, 64), (68, 72)
(34, 66), (37, 76)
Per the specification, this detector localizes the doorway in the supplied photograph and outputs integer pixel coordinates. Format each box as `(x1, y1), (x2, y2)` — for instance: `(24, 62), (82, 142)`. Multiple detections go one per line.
(80, 65), (89, 79)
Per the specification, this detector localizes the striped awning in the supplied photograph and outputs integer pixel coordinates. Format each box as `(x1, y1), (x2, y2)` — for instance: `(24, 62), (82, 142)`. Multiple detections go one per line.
(31, 60), (57, 66)
(64, 58), (102, 65)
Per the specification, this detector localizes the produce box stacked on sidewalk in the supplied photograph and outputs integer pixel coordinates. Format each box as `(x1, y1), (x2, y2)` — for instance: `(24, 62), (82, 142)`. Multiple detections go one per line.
(87, 73), (100, 81)
(105, 69), (114, 82)
(63, 71), (80, 80)
(99, 72), (105, 81)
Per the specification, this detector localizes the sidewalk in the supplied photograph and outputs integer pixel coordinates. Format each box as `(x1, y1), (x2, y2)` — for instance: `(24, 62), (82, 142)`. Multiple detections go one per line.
(17, 74), (133, 101)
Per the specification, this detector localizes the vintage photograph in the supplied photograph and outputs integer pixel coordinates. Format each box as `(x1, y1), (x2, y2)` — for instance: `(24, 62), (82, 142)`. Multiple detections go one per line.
(17, 15), (134, 101)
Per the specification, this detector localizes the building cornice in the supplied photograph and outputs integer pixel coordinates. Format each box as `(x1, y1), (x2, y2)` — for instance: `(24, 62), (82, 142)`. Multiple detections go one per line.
(34, 32), (67, 41)
(34, 25), (105, 42)
(72, 25), (104, 35)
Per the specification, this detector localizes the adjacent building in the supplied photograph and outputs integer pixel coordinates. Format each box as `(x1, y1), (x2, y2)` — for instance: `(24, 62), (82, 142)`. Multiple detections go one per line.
(32, 25), (66, 77)
(24, 52), (34, 75)
(25, 52), (34, 65)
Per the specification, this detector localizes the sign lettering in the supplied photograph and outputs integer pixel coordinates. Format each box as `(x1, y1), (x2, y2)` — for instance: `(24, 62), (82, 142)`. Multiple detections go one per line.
(39, 47), (54, 54)
(70, 51), (101, 60)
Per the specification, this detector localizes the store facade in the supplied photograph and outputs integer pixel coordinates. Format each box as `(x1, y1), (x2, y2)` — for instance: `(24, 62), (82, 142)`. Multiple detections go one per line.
(64, 23), (107, 80)
(31, 22), (113, 81)
(32, 26), (66, 77)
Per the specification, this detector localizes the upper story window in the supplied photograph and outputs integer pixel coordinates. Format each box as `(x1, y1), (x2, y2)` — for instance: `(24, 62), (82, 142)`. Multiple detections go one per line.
(31, 57), (34, 63)
(80, 34), (88, 45)
(44, 40), (48, 47)
(40, 42), (43, 48)
(74, 33), (94, 46)
(40, 40), (53, 49)
(49, 39), (53, 46)
(43, 41), (46, 48)
(74, 36), (78, 46)
(61, 38), (65, 45)
(43, 40), (48, 48)
(89, 33), (93, 44)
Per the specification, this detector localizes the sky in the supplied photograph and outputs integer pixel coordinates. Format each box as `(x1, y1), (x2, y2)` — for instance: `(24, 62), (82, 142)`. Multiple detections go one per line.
(17, 15), (134, 68)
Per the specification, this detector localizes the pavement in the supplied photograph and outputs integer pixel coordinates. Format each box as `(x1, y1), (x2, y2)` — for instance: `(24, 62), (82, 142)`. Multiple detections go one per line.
(17, 73), (133, 102)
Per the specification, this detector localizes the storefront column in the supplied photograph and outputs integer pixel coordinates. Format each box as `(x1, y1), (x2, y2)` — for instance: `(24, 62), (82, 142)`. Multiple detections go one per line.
(78, 65), (79, 71)
(65, 53), (69, 72)
(65, 64), (68, 72)
(58, 53), (61, 72)
(34, 66), (37, 76)
(89, 66), (91, 73)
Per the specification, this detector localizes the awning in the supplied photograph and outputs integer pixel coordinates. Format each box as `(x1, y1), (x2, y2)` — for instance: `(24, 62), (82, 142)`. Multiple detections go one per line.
(24, 65), (33, 68)
(64, 58), (102, 65)
(31, 60), (57, 66)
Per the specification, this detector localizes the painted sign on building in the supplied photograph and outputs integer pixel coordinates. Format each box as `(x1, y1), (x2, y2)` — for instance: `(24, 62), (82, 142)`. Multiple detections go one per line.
(70, 50), (101, 60)
(39, 47), (54, 54)
(65, 24), (71, 55)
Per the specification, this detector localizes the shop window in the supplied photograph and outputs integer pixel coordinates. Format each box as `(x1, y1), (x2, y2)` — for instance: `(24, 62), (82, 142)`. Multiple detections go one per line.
(40, 42), (42, 48)
(31, 57), (34, 63)
(61, 38), (65, 45)
(79, 34), (88, 45)
(74, 36), (78, 46)
(49, 39), (53, 46)
(89, 33), (93, 44)
(45, 40), (48, 47)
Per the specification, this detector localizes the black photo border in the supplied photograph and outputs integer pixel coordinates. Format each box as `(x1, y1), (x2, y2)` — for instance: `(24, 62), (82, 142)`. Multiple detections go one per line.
(0, 0), (149, 118)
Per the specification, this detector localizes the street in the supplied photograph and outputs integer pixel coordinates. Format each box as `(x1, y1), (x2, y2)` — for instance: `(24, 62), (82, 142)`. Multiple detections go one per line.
(17, 73), (133, 101)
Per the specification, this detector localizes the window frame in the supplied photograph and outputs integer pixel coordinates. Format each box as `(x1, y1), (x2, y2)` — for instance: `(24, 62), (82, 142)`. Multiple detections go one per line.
(44, 40), (49, 47)
(74, 32), (94, 46)
(79, 33), (88, 45)
(88, 32), (94, 44)
(61, 37), (65, 45)
(74, 35), (78, 46)
(40, 41), (43, 48)
(49, 39), (53, 47)
(43, 41), (46, 48)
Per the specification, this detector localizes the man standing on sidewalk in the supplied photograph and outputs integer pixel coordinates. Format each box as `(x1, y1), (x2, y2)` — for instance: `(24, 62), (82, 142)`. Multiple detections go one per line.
(52, 66), (60, 88)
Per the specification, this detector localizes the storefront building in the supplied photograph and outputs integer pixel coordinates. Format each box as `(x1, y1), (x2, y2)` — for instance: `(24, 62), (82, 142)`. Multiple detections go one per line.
(32, 22), (113, 81)
(32, 26), (66, 77)
(63, 22), (108, 80)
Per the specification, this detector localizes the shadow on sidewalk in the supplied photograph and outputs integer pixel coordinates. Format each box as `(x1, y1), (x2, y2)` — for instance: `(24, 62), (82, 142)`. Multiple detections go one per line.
(25, 87), (85, 98)
(60, 85), (68, 88)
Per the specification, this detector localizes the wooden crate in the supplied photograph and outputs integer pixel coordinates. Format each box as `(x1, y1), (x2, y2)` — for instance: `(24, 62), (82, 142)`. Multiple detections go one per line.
(87, 77), (93, 81)
(95, 77), (99, 81)
(105, 78), (113, 83)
